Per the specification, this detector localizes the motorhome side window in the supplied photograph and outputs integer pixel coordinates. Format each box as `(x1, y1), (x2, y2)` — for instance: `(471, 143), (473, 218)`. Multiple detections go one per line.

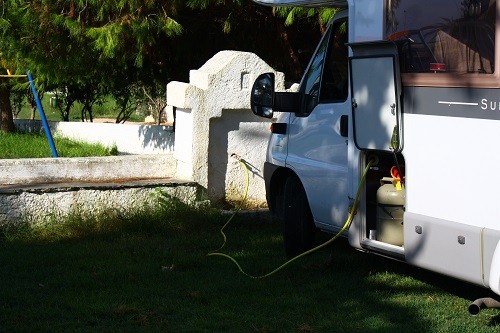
(301, 19), (348, 114)
(385, 0), (495, 74)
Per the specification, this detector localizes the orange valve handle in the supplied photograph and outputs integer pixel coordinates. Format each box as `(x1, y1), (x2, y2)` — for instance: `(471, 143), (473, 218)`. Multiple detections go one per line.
(390, 166), (400, 180)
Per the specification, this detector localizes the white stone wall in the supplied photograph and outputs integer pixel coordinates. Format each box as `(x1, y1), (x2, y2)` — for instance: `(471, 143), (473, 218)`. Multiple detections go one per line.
(10, 51), (289, 208)
(167, 51), (287, 206)
(15, 119), (175, 155)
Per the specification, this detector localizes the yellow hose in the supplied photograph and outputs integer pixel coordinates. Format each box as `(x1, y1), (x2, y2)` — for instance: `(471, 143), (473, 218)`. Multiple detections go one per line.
(209, 156), (249, 253)
(208, 158), (374, 279)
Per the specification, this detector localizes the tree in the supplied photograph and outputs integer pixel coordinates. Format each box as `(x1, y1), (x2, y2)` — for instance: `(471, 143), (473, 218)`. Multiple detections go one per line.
(0, 0), (185, 125)
(0, 0), (325, 128)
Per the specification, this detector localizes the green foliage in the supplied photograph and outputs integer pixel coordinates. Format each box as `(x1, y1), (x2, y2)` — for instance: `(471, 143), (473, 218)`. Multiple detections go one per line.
(0, 17), (10, 30)
(186, 0), (235, 9)
(0, 0), (328, 123)
(0, 0), (184, 122)
(274, 6), (337, 28)
(86, 24), (125, 59)
(163, 17), (183, 37)
(319, 7), (337, 25)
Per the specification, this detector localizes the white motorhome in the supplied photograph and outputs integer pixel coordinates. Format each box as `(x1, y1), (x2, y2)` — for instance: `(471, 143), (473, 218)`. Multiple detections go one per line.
(250, 0), (500, 314)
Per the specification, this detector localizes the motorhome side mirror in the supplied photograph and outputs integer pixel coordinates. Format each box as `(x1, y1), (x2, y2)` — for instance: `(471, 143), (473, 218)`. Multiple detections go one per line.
(251, 73), (275, 118)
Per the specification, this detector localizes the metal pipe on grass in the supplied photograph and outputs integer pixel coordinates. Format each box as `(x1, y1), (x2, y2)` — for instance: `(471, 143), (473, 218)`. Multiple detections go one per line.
(468, 297), (500, 315)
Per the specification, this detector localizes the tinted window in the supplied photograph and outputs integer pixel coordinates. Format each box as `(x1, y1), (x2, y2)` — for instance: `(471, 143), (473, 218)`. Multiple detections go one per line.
(300, 19), (349, 114)
(385, 0), (495, 74)
(300, 25), (331, 114)
(320, 21), (349, 102)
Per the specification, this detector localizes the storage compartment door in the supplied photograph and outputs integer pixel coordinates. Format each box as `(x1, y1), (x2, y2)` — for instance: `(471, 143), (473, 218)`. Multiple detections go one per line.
(349, 41), (403, 152)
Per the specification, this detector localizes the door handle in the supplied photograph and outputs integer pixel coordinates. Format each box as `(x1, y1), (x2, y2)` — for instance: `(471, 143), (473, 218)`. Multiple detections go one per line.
(340, 115), (348, 137)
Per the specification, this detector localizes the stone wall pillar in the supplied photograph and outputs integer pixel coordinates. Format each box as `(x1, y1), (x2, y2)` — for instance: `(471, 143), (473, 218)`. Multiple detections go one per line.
(167, 51), (286, 206)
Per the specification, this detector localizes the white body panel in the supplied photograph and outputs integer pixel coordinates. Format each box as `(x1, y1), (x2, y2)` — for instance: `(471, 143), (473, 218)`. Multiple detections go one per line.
(267, 113), (290, 167)
(404, 113), (500, 230)
(351, 0), (384, 42)
(490, 241), (500, 295)
(287, 103), (349, 230)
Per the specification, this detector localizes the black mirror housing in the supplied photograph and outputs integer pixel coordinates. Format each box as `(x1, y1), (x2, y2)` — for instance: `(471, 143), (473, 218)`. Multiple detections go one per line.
(251, 72), (301, 118)
(251, 73), (275, 118)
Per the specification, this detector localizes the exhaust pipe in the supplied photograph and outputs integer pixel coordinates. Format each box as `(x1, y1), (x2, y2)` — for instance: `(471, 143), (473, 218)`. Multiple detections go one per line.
(468, 297), (500, 315)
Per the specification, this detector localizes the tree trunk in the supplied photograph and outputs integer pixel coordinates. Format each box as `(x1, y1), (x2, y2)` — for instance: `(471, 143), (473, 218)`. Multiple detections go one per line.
(81, 105), (87, 122)
(115, 95), (131, 123)
(61, 101), (72, 121)
(81, 100), (94, 122)
(28, 91), (37, 120)
(0, 83), (16, 133)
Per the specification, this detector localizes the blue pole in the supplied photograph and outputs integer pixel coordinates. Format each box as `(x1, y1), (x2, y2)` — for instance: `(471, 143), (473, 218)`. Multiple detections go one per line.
(27, 71), (58, 158)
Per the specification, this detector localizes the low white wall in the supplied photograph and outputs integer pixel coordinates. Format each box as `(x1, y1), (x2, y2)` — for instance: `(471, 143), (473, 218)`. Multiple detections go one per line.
(0, 180), (201, 226)
(0, 155), (176, 185)
(15, 119), (175, 155)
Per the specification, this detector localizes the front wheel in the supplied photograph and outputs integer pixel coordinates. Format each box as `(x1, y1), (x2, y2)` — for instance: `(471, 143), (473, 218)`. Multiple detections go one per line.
(282, 175), (316, 258)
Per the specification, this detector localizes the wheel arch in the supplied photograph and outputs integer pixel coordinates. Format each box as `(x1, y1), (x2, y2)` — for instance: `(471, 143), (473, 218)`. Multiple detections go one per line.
(268, 167), (296, 220)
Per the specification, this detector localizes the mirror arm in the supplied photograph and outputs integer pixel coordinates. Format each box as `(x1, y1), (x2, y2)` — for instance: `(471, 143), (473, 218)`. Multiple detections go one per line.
(274, 92), (301, 113)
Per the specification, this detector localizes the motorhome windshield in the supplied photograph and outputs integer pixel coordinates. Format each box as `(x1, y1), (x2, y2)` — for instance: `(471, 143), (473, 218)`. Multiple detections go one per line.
(385, 0), (495, 75)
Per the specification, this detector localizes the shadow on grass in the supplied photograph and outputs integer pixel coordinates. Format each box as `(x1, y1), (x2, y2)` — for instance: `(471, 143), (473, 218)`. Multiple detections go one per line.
(0, 200), (498, 332)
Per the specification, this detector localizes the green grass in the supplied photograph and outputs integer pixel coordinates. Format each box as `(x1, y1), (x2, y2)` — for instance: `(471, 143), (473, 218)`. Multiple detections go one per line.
(0, 131), (117, 158)
(0, 200), (499, 332)
(15, 94), (144, 122)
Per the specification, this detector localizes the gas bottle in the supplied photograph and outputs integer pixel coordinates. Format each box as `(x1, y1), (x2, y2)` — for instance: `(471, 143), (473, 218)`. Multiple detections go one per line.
(376, 170), (405, 246)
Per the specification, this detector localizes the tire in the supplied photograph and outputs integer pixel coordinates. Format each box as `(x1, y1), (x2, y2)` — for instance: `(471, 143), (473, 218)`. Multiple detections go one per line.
(282, 175), (316, 258)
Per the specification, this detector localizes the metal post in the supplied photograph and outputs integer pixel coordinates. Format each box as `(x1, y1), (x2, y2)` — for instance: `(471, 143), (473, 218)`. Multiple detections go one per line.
(27, 71), (58, 158)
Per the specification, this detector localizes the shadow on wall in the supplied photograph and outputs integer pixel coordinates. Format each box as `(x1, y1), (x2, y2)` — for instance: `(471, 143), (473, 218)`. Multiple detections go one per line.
(15, 119), (176, 155)
(137, 125), (175, 152)
(14, 119), (43, 133)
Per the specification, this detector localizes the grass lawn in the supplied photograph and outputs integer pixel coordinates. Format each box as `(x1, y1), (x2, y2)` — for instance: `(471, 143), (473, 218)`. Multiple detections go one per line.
(15, 94), (144, 123)
(0, 201), (499, 332)
(0, 131), (117, 158)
